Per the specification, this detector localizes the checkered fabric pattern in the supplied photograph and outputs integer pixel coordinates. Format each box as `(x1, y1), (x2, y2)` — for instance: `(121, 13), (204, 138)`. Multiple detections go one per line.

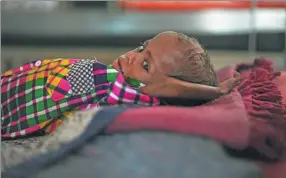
(66, 60), (94, 95)
(1, 58), (160, 139)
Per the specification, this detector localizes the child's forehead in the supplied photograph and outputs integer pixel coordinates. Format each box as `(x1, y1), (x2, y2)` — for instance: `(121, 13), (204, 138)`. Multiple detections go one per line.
(151, 33), (182, 50)
(153, 32), (199, 48)
(150, 33), (189, 58)
(154, 32), (179, 40)
(150, 32), (204, 70)
(155, 32), (193, 42)
(148, 34), (186, 73)
(150, 32), (203, 56)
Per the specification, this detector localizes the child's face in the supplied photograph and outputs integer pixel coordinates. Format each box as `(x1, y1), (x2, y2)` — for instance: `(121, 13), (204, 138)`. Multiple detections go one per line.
(112, 32), (188, 85)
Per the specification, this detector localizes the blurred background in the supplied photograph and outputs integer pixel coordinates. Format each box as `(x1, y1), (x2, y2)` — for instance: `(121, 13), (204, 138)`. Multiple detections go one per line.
(1, 1), (286, 72)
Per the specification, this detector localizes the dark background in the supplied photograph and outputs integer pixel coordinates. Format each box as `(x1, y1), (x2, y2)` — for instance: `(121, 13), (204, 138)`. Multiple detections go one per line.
(1, 1), (286, 71)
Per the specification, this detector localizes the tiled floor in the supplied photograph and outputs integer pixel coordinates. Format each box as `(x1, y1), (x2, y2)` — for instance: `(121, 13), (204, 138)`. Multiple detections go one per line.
(1, 47), (286, 72)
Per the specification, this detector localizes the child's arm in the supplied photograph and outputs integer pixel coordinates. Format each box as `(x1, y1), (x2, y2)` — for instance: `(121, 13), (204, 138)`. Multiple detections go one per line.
(139, 72), (240, 100)
(169, 76), (239, 100)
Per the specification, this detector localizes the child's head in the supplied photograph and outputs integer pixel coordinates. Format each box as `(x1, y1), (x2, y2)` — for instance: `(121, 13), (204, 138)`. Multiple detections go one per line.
(112, 31), (218, 88)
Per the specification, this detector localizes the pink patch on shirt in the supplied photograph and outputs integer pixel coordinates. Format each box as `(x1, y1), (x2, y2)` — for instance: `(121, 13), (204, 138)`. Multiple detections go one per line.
(50, 78), (71, 102)
(50, 90), (66, 102)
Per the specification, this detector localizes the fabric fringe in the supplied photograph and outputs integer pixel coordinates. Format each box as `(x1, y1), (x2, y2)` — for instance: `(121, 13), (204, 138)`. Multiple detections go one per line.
(236, 58), (286, 160)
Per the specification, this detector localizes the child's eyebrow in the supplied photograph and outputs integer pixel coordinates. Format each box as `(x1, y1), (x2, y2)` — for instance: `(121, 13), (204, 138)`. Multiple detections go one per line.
(143, 40), (149, 48)
(143, 40), (153, 61)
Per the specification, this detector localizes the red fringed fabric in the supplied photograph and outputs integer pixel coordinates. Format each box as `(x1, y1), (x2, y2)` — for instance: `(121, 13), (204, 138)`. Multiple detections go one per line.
(236, 58), (286, 160)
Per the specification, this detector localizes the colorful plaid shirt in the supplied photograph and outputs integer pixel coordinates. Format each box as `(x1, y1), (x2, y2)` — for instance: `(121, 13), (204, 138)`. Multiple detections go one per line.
(1, 58), (160, 138)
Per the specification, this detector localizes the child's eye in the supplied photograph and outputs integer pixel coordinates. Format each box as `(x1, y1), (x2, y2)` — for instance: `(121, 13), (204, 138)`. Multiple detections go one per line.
(143, 60), (149, 71)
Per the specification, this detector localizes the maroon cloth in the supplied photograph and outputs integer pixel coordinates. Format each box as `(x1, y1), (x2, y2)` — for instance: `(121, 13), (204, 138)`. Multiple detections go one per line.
(237, 59), (286, 160)
(105, 58), (285, 161)
(258, 70), (286, 178)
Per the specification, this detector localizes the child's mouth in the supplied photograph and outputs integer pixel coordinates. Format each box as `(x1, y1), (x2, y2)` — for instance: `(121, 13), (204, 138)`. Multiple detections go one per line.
(118, 58), (123, 72)
(112, 58), (124, 73)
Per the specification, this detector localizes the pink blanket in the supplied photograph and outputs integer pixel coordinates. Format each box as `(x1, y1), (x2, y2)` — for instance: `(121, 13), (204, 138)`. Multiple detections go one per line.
(259, 70), (286, 178)
(105, 58), (286, 161)
(236, 59), (286, 160)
